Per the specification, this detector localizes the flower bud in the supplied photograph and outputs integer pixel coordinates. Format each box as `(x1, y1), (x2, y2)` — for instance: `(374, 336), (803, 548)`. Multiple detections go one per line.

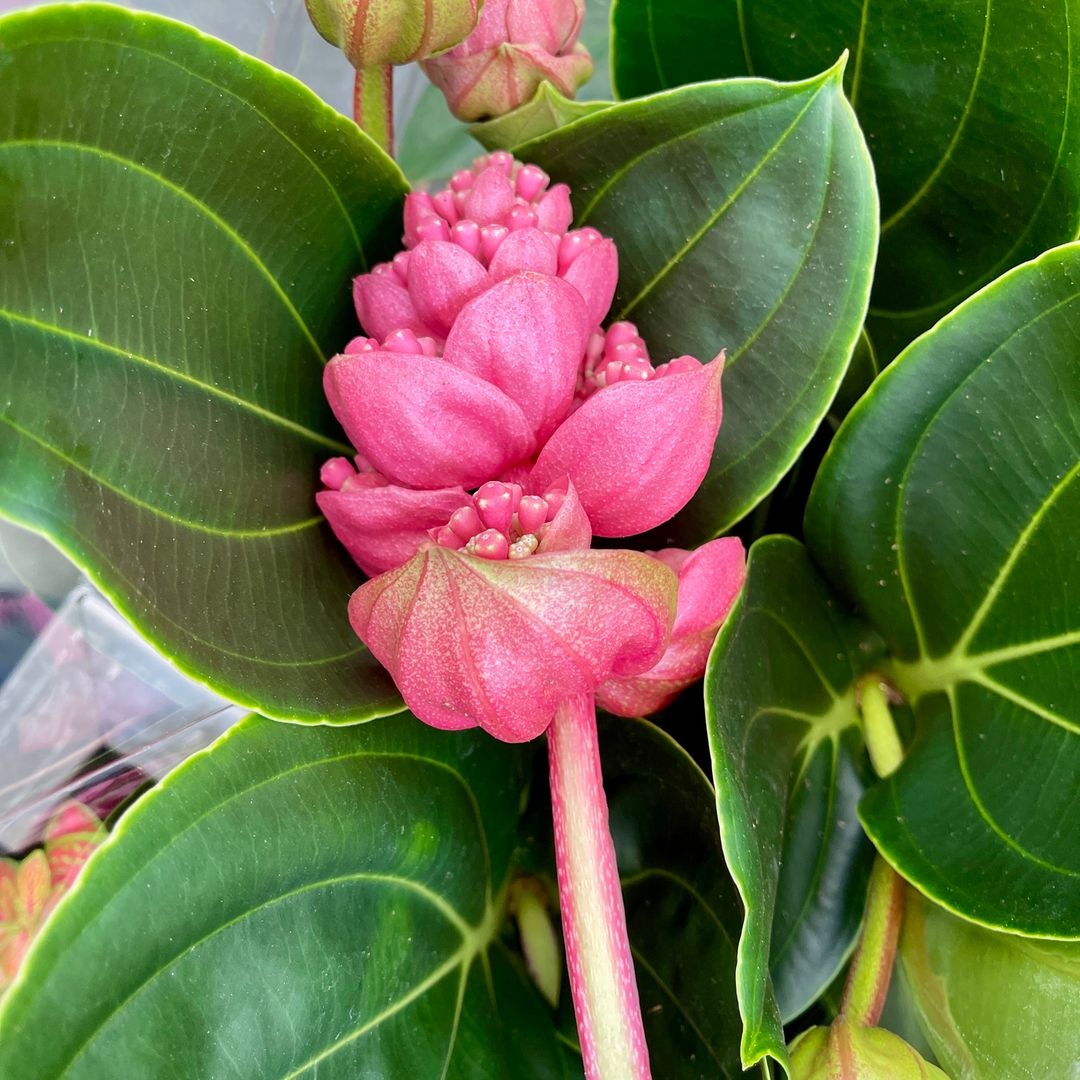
(304, 0), (479, 68)
(420, 0), (593, 121)
(789, 1019), (948, 1079)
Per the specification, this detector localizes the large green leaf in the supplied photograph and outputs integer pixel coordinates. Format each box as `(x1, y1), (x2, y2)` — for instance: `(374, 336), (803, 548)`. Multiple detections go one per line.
(519, 64), (877, 545)
(900, 888), (1080, 1080)
(0, 713), (579, 1077)
(600, 714), (746, 1078)
(610, 0), (1080, 362)
(806, 242), (1080, 937)
(704, 537), (884, 1073)
(0, 5), (406, 722)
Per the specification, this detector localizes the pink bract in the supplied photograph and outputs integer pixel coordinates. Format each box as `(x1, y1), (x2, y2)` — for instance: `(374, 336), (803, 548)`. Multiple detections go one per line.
(596, 538), (747, 716)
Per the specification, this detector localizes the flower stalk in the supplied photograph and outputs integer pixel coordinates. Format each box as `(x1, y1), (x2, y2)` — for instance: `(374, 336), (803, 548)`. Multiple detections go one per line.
(353, 65), (393, 153)
(547, 693), (651, 1079)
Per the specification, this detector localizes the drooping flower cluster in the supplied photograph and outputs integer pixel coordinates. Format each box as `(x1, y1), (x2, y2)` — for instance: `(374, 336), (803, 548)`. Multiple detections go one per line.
(0, 802), (106, 991)
(318, 152), (744, 741)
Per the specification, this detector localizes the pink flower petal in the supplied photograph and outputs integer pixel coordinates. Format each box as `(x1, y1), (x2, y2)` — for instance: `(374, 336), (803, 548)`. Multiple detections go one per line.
(352, 271), (431, 342)
(535, 477), (592, 553)
(596, 537), (746, 716)
(463, 165), (517, 224)
(507, 0), (584, 53)
(561, 237), (618, 326)
(324, 350), (535, 489)
(43, 802), (103, 844)
(530, 354), (725, 536)
(406, 240), (490, 336)
(488, 227), (559, 281)
(317, 483), (470, 577)
(443, 272), (589, 442)
(350, 546), (677, 741)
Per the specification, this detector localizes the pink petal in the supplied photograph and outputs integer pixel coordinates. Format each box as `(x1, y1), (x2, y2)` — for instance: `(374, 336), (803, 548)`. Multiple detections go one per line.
(536, 184), (573, 233)
(17, 851), (51, 921)
(488, 228), (559, 281)
(45, 837), (98, 892)
(324, 350), (535, 489)
(596, 537), (746, 716)
(530, 354), (725, 536)
(317, 483), (470, 577)
(443, 273), (589, 442)
(562, 238), (618, 326)
(352, 271), (431, 342)
(350, 546), (677, 741)
(406, 240), (490, 337)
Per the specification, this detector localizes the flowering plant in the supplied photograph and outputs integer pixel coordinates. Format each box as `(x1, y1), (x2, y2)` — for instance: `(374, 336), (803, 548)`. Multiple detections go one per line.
(0, 1), (1078, 1078)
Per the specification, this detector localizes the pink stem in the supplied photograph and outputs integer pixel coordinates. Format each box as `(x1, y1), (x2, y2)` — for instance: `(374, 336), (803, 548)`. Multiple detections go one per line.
(547, 693), (651, 1079)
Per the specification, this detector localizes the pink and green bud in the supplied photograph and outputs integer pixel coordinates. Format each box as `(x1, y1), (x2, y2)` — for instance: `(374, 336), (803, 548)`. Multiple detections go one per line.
(304, 0), (480, 68)
(354, 154), (617, 342)
(596, 538), (746, 716)
(789, 1020), (948, 1079)
(420, 0), (593, 121)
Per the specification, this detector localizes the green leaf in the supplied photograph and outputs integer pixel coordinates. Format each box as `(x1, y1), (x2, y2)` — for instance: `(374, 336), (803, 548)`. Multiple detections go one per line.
(0, 5), (407, 723)
(805, 242), (1080, 937)
(470, 84), (613, 153)
(610, 0), (1080, 361)
(0, 713), (579, 1078)
(599, 713), (746, 1078)
(704, 536), (884, 1072)
(519, 63), (878, 544)
(900, 887), (1080, 1080)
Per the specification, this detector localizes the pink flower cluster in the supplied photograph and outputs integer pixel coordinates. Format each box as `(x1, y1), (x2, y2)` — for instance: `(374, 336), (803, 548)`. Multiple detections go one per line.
(319, 153), (745, 741)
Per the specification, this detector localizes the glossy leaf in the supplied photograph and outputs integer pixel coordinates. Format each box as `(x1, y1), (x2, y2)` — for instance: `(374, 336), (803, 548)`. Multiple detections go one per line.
(610, 0), (1080, 361)
(806, 242), (1080, 937)
(519, 64), (877, 544)
(704, 537), (883, 1073)
(599, 713), (746, 1078)
(900, 888), (1080, 1080)
(0, 5), (406, 722)
(0, 713), (581, 1078)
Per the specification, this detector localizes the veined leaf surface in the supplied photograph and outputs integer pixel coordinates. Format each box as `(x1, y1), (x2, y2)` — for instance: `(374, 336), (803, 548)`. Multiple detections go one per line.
(0, 5), (406, 722)
(520, 66), (878, 544)
(610, 0), (1080, 361)
(704, 537), (883, 1073)
(806, 242), (1080, 937)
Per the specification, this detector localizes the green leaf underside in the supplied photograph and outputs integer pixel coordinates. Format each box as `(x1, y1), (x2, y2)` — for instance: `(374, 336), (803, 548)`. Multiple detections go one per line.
(0, 714), (579, 1078)
(519, 67), (878, 545)
(806, 242), (1080, 937)
(610, 0), (1080, 362)
(0, 5), (407, 722)
(704, 537), (884, 1073)
(598, 714), (746, 1078)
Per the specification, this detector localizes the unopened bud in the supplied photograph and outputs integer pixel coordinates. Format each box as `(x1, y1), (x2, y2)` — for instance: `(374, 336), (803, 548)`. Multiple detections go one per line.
(305, 0), (479, 68)
(789, 1019), (948, 1079)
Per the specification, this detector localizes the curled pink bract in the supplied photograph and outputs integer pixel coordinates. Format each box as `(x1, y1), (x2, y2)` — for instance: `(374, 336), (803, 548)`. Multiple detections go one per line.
(596, 538), (747, 717)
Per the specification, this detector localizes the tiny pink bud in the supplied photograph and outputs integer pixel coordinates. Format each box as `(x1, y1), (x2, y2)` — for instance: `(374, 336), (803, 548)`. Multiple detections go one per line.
(435, 525), (465, 549)
(449, 504), (484, 540)
(452, 219), (482, 257)
(431, 189), (459, 225)
(320, 456), (357, 490)
(537, 185), (574, 234)
(451, 169), (475, 192)
(470, 528), (510, 559)
(507, 205), (539, 231)
(516, 164), (549, 201)
(416, 216), (451, 243)
(383, 328), (424, 354)
(517, 494), (550, 534)
(475, 481), (519, 535)
(480, 224), (510, 263)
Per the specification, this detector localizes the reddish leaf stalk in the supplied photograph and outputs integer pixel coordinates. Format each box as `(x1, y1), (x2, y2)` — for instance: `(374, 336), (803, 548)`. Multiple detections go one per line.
(547, 693), (651, 1079)
(353, 64), (393, 154)
(840, 857), (906, 1027)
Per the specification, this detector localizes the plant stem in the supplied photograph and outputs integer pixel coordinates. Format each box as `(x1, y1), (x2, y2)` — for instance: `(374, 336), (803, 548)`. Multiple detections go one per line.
(840, 857), (906, 1027)
(547, 693), (651, 1079)
(858, 674), (904, 778)
(353, 64), (394, 154)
